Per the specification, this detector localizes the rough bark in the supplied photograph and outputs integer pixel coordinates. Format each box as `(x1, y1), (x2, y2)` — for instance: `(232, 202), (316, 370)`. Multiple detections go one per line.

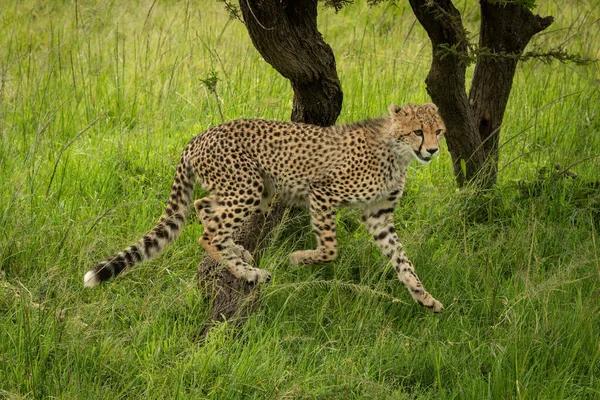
(239, 0), (343, 126)
(197, 0), (342, 337)
(468, 1), (553, 185)
(408, 0), (552, 187)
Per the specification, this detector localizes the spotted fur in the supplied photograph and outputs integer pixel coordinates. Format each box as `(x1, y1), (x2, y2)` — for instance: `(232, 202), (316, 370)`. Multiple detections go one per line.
(84, 103), (445, 312)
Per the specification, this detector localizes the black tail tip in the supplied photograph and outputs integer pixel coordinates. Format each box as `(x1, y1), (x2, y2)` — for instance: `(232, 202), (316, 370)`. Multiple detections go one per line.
(84, 260), (116, 287)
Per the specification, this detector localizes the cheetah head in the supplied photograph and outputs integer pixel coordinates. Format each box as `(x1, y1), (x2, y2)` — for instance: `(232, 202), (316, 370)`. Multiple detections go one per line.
(388, 103), (445, 164)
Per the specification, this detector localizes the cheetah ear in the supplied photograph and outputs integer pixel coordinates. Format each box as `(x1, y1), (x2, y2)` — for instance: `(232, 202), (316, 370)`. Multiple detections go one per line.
(423, 102), (438, 112)
(388, 103), (412, 117)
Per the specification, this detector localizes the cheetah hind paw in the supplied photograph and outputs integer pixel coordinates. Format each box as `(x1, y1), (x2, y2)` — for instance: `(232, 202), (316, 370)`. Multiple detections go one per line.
(233, 245), (254, 264)
(244, 267), (271, 284)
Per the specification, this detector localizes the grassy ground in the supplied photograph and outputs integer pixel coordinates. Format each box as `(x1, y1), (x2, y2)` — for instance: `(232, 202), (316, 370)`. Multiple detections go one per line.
(1, 0), (599, 398)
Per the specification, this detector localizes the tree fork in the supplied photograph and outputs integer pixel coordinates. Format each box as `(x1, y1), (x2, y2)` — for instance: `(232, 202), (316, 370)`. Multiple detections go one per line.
(409, 0), (552, 187)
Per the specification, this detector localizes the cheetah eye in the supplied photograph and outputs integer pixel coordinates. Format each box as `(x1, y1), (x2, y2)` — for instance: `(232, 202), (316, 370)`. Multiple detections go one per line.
(436, 129), (443, 136)
(413, 129), (424, 137)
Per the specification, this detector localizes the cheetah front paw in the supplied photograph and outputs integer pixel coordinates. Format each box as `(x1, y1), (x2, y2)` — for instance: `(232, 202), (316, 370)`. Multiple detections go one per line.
(429, 298), (444, 313)
(418, 297), (443, 313)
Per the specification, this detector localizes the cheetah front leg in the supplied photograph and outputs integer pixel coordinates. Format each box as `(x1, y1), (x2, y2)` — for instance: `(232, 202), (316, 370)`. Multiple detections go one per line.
(289, 190), (339, 265)
(362, 202), (443, 313)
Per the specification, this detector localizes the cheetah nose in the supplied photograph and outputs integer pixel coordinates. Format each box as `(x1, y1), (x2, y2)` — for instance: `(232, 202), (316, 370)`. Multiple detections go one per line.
(426, 148), (438, 155)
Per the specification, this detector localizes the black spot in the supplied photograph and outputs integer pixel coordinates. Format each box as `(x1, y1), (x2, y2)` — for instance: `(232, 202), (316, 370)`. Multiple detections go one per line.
(155, 227), (168, 239)
(143, 235), (155, 250)
(375, 230), (389, 241)
(112, 256), (127, 274)
(130, 245), (142, 262)
(314, 193), (325, 203)
(123, 251), (134, 265)
(166, 220), (178, 231)
(372, 208), (394, 219)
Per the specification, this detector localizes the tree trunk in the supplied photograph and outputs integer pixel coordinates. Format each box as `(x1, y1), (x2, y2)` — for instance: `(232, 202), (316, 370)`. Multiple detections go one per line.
(409, 0), (552, 187)
(468, 1), (553, 185)
(239, 0), (343, 126)
(197, 0), (342, 337)
(197, 204), (287, 338)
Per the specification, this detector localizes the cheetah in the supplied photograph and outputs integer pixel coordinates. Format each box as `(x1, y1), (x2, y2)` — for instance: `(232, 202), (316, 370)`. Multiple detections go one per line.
(84, 103), (445, 312)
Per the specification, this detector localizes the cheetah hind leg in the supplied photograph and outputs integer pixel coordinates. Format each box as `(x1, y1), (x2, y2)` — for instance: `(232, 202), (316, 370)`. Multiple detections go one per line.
(231, 244), (254, 264)
(195, 198), (222, 262)
(198, 234), (253, 264)
(195, 198), (254, 264)
(199, 195), (270, 284)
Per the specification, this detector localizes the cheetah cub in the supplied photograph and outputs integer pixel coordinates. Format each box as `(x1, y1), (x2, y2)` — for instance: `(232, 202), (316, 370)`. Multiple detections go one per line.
(85, 103), (445, 312)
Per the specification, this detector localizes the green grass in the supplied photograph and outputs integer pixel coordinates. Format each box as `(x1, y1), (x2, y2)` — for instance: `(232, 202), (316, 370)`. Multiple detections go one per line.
(1, 0), (599, 398)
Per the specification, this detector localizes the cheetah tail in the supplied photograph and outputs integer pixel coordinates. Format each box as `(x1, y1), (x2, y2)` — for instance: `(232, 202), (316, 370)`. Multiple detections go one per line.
(84, 153), (195, 287)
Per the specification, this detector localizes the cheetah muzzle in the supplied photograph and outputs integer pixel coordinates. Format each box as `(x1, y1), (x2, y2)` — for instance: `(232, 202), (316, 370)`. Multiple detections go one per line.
(85, 102), (446, 313)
